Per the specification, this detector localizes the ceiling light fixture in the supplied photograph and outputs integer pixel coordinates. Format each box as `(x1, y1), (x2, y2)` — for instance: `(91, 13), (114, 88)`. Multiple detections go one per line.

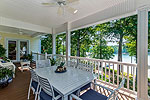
(42, 0), (79, 16)
(74, 10), (78, 14)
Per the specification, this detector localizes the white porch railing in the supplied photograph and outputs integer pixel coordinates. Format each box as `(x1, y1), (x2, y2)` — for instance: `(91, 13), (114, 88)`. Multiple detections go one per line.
(32, 52), (66, 62)
(32, 52), (46, 60)
(31, 52), (137, 96)
(69, 56), (137, 95)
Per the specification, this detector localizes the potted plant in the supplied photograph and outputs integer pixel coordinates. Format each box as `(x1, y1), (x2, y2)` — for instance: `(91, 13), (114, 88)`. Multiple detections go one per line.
(0, 44), (6, 59)
(0, 67), (13, 88)
(21, 54), (33, 62)
(49, 57), (56, 66)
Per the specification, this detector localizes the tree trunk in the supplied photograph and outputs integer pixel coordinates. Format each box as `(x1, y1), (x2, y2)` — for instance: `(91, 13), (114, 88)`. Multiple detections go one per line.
(118, 34), (123, 74)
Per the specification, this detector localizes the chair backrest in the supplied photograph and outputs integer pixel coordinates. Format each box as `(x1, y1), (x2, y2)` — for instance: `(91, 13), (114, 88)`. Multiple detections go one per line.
(77, 63), (93, 73)
(107, 78), (125, 100)
(29, 68), (38, 82)
(36, 59), (51, 68)
(38, 75), (54, 97)
(66, 61), (77, 68)
(21, 61), (30, 68)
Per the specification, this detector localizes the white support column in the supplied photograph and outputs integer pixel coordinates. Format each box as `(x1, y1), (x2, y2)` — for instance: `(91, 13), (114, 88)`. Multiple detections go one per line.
(66, 22), (71, 61)
(137, 6), (149, 100)
(52, 28), (56, 55)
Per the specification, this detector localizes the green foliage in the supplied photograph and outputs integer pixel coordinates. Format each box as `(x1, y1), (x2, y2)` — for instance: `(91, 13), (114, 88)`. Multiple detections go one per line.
(49, 58), (56, 66)
(2, 56), (10, 62)
(60, 62), (65, 67)
(71, 26), (95, 57)
(0, 68), (13, 80)
(0, 44), (6, 57)
(21, 54), (33, 62)
(124, 36), (136, 56)
(56, 33), (66, 55)
(26, 54), (33, 62)
(41, 34), (53, 54)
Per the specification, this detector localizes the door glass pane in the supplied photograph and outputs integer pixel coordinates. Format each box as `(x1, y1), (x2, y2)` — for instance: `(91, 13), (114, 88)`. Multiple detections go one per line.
(8, 41), (17, 60)
(20, 41), (28, 59)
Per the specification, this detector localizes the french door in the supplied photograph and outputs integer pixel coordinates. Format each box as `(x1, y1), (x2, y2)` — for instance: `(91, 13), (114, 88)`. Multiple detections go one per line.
(6, 39), (29, 62)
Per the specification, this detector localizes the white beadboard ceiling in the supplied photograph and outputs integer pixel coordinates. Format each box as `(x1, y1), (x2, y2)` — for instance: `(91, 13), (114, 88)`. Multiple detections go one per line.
(0, 0), (149, 34)
(0, 0), (129, 27)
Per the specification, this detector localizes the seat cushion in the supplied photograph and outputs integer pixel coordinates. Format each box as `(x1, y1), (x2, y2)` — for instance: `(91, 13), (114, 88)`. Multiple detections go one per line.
(31, 81), (38, 91)
(40, 89), (61, 100)
(80, 89), (108, 100)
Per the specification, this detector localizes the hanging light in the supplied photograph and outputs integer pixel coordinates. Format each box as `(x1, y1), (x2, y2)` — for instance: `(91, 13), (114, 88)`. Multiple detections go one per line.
(66, 6), (77, 14)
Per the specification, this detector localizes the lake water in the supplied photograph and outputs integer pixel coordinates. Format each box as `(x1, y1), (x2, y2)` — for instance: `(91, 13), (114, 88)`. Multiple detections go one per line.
(111, 54), (150, 65)
(110, 54), (150, 78)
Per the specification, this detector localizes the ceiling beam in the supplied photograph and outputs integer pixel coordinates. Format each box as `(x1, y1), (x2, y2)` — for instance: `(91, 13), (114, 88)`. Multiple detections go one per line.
(31, 32), (47, 38)
(0, 16), (52, 34)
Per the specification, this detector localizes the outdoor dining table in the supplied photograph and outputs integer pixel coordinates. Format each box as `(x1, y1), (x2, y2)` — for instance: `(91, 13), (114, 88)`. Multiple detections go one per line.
(34, 66), (94, 100)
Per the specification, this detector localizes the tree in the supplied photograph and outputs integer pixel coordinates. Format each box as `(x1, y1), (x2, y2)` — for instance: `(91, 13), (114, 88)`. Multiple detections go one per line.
(41, 34), (52, 54)
(56, 33), (66, 54)
(71, 26), (95, 57)
(90, 24), (114, 60)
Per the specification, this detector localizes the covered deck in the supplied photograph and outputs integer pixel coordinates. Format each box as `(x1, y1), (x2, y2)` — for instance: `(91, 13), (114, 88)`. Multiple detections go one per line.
(0, 0), (150, 100)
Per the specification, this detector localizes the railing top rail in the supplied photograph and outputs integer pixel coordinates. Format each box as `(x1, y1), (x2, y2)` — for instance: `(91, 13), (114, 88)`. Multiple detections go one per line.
(69, 56), (137, 67)
(32, 52), (45, 56)
(47, 54), (66, 57)
(31, 52), (137, 67)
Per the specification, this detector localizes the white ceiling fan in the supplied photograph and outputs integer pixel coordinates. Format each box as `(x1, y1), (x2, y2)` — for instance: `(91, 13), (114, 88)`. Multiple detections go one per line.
(42, 0), (79, 16)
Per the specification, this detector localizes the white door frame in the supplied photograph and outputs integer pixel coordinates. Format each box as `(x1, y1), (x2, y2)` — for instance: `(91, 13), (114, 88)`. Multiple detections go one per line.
(5, 38), (30, 62)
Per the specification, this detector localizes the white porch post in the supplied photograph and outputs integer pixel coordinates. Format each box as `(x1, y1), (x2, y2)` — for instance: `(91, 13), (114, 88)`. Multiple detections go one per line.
(52, 29), (56, 55)
(137, 6), (149, 100)
(66, 22), (71, 61)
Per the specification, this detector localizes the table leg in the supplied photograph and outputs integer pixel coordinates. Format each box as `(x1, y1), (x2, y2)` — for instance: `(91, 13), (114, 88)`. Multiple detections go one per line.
(63, 95), (68, 100)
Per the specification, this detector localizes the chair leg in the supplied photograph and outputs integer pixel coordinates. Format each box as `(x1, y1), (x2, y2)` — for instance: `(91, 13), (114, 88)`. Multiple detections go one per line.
(27, 87), (31, 100)
(35, 84), (40, 100)
(38, 95), (40, 100)
(35, 93), (37, 100)
(21, 67), (23, 72)
(27, 80), (32, 100)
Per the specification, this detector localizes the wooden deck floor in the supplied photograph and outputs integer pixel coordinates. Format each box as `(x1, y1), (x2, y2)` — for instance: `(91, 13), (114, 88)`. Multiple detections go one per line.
(0, 63), (34, 100)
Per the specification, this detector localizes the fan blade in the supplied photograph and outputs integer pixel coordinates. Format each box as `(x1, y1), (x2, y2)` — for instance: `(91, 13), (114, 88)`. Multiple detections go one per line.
(66, 6), (78, 14)
(57, 7), (64, 16)
(66, 0), (79, 4)
(41, 2), (58, 7)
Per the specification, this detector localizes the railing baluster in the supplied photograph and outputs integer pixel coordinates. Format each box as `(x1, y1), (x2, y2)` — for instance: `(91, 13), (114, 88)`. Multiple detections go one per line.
(127, 65), (129, 89)
(37, 52), (39, 60)
(113, 63), (115, 85)
(117, 64), (119, 86)
(101, 62), (103, 81)
(98, 61), (100, 80)
(122, 64), (124, 80)
(122, 64), (124, 87)
(105, 62), (107, 82)
(109, 63), (110, 83)
(94, 61), (96, 74)
(133, 66), (135, 91)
